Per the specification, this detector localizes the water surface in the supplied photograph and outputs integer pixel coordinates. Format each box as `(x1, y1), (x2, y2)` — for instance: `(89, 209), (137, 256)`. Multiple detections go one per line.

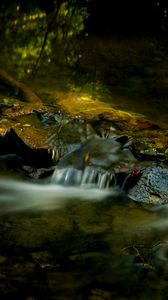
(0, 176), (168, 299)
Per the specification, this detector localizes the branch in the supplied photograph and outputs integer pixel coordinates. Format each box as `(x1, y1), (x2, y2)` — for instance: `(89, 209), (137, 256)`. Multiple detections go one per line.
(31, 1), (62, 76)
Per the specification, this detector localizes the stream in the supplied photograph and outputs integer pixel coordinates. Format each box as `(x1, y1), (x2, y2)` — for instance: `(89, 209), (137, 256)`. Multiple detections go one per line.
(1, 29), (168, 299)
(0, 86), (168, 298)
(0, 123), (168, 299)
(0, 174), (168, 299)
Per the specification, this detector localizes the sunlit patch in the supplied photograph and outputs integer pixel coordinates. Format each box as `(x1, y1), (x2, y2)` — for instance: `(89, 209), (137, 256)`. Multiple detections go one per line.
(56, 91), (145, 123)
(0, 128), (6, 134)
(23, 124), (31, 127)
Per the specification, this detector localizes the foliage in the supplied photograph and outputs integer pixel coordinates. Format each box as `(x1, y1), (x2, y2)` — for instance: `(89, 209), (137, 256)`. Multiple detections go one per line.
(50, 2), (89, 66)
(0, 1), (89, 76)
(1, 97), (20, 107)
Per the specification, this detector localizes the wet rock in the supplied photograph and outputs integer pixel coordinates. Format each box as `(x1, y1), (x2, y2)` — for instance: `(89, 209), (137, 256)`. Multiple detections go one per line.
(128, 165), (168, 205)
(0, 153), (22, 169)
(57, 136), (136, 170)
(0, 128), (53, 168)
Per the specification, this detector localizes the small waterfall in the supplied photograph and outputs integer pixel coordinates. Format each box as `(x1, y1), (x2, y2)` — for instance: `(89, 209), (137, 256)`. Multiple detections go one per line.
(97, 172), (114, 189)
(81, 167), (98, 186)
(51, 166), (115, 189)
(51, 167), (82, 186)
(49, 143), (81, 162)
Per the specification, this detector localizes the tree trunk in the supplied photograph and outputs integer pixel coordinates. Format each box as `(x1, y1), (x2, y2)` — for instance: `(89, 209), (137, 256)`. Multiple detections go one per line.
(0, 68), (42, 104)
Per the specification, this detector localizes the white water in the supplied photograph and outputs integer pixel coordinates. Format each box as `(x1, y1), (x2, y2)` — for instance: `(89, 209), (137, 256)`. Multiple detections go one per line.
(0, 177), (121, 212)
(1, 176), (168, 274)
(51, 166), (114, 189)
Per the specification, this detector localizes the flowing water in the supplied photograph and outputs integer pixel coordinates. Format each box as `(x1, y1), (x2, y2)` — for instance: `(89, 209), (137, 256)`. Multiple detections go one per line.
(51, 166), (114, 188)
(1, 35), (168, 298)
(0, 101), (168, 298)
(0, 169), (168, 299)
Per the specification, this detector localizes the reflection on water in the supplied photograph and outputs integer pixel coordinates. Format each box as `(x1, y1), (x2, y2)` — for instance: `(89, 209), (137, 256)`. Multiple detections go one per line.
(0, 177), (168, 299)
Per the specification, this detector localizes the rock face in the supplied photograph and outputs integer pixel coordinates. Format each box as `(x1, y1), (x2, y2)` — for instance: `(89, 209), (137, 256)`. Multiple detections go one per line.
(128, 166), (168, 205)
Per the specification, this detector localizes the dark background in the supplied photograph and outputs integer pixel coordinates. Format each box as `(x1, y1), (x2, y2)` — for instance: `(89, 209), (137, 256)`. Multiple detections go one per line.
(87, 0), (168, 37)
(0, 0), (168, 38)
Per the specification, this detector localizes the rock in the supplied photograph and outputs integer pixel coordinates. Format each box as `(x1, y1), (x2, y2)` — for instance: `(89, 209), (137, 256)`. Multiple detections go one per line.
(0, 128), (53, 168)
(128, 165), (168, 205)
(51, 135), (136, 187)
(58, 136), (136, 169)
